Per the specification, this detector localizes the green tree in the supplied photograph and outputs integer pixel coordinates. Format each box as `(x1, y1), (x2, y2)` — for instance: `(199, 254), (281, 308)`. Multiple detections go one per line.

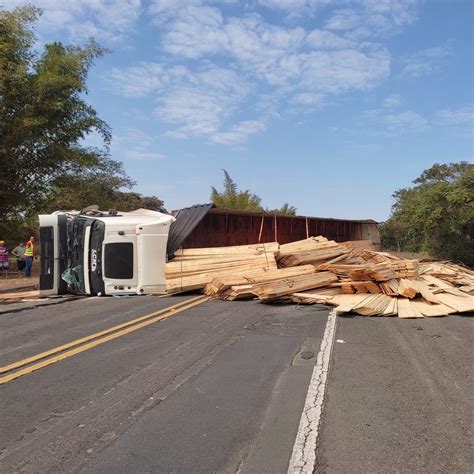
(211, 170), (263, 212)
(44, 170), (165, 213)
(0, 5), (165, 246)
(266, 203), (297, 216)
(211, 170), (297, 214)
(381, 161), (474, 266)
(0, 5), (128, 223)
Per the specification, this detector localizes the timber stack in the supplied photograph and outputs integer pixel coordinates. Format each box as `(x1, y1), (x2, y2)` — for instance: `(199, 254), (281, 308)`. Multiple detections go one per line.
(165, 236), (474, 318)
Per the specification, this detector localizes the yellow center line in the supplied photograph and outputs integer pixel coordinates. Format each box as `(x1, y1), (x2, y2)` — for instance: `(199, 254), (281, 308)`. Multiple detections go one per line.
(0, 296), (208, 385)
(0, 295), (205, 375)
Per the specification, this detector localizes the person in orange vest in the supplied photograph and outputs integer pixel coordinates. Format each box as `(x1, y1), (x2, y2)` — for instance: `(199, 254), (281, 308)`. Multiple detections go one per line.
(24, 236), (35, 278)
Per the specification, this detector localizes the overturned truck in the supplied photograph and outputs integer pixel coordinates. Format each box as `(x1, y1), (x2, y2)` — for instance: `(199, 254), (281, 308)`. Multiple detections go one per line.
(39, 204), (382, 298)
(39, 208), (176, 297)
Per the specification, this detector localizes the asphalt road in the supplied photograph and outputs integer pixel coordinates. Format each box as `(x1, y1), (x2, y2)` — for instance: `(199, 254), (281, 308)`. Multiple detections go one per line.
(0, 296), (328, 473)
(0, 296), (472, 473)
(316, 313), (474, 473)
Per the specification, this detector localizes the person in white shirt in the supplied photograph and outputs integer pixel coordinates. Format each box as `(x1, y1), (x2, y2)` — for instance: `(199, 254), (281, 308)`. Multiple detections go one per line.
(12, 242), (26, 277)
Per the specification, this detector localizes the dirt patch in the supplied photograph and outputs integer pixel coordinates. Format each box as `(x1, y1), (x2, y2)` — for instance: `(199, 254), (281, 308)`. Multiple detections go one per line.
(0, 278), (38, 293)
(0, 257), (40, 292)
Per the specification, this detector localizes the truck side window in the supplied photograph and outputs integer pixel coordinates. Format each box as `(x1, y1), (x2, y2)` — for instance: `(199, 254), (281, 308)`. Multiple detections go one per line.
(104, 243), (134, 279)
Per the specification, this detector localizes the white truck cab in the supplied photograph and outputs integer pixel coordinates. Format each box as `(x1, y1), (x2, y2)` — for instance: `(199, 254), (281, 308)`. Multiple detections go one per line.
(38, 208), (175, 297)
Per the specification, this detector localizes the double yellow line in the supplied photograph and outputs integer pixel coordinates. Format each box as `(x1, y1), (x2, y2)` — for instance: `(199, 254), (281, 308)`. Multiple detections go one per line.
(0, 295), (208, 385)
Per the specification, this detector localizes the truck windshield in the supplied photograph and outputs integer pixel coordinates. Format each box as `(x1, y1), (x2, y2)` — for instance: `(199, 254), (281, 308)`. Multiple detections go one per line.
(63, 217), (88, 294)
(62, 216), (105, 295)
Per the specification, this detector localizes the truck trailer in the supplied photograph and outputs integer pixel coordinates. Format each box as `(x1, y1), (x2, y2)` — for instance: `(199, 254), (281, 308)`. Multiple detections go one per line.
(38, 208), (175, 297)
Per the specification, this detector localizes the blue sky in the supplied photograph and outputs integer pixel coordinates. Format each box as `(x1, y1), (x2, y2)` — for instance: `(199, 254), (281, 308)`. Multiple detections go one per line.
(6, 0), (473, 220)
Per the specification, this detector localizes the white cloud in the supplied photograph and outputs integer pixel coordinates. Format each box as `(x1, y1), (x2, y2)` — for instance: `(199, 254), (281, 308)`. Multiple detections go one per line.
(149, 0), (202, 19)
(148, 7), (390, 92)
(120, 128), (156, 148)
(324, 0), (419, 39)
(258, 0), (314, 9)
(160, 5), (229, 58)
(297, 48), (390, 94)
(211, 120), (266, 144)
(383, 94), (402, 108)
(384, 110), (428, 133)
(257, 0), (329, 15)
(436, 106), (474, 134)
(400, 47), (450, 78)
(306, 29), (356, 49)
(125, 150), (166, 160)
(437, 107), (473, 125)
(109, 62), (261, 143)
(107, 3), (394, 143)
(3, 0), (142, 43)
(361, 108), (428, 135)
(112, 128), (165, 161)
(103, 0), (426, 145)
(108, 63), (166, 98)
(324, 8), (362, 31)
(155, 66), (258, 143)
(292, 92), (325, 105)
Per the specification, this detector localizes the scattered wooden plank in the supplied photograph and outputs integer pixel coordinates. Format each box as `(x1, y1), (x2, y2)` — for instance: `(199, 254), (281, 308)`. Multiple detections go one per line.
(166, 236), (474, 317)
(253, 272), (338, 301)
(340, 240), (374, 250)
(205, 265), (316, 298)
(410, 299), (453, 317)
(397, 298), (421, 318)
(279, 246), (349, 267)
(398, 278), (419, 298)
(174, 242), (279, 258)
(332, 294), (371, 313)
(436, 293), (474, 313)
(412, 280), (440, 304)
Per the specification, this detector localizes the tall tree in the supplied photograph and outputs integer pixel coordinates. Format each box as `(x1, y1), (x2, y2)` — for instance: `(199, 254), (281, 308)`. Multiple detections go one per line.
(0, 5), (129, 224)
(44, 170), (165, 213)
(211, 170), (297, 214)
(381, 161), (474, 266)
(211, 170), (263, 212)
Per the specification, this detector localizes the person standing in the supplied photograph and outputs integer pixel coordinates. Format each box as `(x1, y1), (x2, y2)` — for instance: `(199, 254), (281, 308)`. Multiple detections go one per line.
(0, 241), (9, 273)
(12, 242), (26, 277)
(24, 236), (35, 278)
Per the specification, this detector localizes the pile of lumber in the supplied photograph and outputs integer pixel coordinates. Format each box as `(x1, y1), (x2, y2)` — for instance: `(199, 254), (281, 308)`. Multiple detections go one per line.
(205, 265), (317, 300)
(167, 237), (474, 318)
(166, 243), (279, 293)
(277, 237), (350, 266)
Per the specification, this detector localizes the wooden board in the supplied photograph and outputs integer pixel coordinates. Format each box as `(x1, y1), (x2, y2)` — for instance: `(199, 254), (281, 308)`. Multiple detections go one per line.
(253, 272), (338, 301)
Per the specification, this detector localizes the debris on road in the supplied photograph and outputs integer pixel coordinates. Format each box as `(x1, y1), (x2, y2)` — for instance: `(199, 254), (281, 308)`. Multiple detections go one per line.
(0, 290), (40, 303)
(167, 236), (474, 318)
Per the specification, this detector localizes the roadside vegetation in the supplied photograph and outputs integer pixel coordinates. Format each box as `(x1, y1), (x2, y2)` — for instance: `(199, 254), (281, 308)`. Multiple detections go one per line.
(0, 5), (163, 245)
(381, 162), (474, 267)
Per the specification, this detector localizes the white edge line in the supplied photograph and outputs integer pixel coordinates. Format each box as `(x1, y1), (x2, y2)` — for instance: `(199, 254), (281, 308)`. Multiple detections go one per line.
(287, 309), (338, 474)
